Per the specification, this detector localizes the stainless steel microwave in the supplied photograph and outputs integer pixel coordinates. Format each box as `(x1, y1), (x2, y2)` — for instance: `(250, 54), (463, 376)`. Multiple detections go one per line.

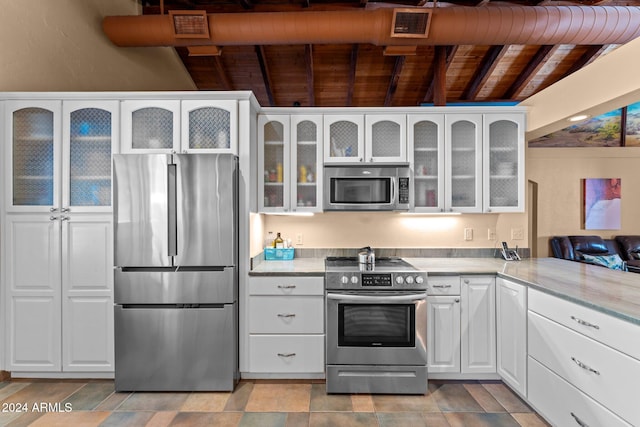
(323, 164), (411, 211)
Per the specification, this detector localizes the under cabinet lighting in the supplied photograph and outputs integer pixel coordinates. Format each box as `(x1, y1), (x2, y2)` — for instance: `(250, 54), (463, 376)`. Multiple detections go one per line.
(263, 212), (315, 217)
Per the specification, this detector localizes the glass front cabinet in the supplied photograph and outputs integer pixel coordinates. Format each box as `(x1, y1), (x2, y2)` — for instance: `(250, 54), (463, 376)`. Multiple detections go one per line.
(483, 114), (525, 212)
(258, 114), (323, 213)
(408, 114), (445, 212)
(181, 100), (237, 153)
(445, 114), (483, 213)
(120, 100), (180, 153)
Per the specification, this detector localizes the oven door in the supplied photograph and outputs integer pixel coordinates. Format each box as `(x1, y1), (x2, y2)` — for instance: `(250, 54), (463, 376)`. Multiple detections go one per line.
(326, 291), (427, 366)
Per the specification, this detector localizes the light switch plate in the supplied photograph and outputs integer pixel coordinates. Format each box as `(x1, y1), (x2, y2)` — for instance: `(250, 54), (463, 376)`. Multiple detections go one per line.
(464, 228), (473, 241)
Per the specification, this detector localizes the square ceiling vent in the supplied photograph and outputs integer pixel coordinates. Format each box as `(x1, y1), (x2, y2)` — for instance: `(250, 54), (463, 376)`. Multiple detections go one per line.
(169, 10), (210, 39)
(391, 9), (432, 39)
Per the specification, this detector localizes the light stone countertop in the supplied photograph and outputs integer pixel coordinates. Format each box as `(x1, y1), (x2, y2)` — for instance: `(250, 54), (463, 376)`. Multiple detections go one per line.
(250, 256), (640, 325)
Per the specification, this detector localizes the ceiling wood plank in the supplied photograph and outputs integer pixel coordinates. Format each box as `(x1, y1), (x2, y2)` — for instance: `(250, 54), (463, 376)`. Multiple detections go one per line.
(385, 56), (406, 107)
(561, 45), (606, 79)
(423, 46), (457, 104)
(346, 44), (359, 107)
(504, 45), (557, 100)
(214, 56), (234, 90)
(432, 46), (449, 106)
(305, 44), (315, 106)
(255, 45), (275, 106)
(462, 45), (508, 100)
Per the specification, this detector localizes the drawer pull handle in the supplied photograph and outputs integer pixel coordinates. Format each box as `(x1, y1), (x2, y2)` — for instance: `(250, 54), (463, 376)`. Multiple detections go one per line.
(571, 316), (600, 330)
(277, 285), (296, 289)
(571, 357), (600, 375)
(570, 412), (589, 427)
(432, 284), (452, 288)
(277, 352), (296, 358)
(277, 313), (296, 318)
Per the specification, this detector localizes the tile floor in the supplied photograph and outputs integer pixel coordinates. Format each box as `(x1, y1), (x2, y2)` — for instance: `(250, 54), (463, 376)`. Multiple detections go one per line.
(0, 379), (550, 427)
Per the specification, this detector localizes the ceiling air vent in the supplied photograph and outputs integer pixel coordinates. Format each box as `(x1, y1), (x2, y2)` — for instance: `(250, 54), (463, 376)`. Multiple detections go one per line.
(391, 9), (431, 39)
(169, 10), (210, 39)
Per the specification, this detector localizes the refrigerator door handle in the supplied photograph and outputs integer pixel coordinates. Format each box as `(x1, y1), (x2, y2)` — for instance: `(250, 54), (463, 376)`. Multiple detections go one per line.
(168, 163), (177, 257)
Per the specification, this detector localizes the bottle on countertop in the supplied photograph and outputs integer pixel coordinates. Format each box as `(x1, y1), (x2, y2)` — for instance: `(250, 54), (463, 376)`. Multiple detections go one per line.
(274, 232), (284, 248)
(265, 231), (275, 248)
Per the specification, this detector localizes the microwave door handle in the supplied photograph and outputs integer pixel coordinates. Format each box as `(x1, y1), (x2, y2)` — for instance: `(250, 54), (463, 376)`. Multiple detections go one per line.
(390, 178), (396, 204)
(326, 293), (426, 303)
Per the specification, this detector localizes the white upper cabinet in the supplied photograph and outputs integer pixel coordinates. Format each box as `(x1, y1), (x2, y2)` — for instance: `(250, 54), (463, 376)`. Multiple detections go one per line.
(180, 100), (238, 154)
(290, 115), (323, 212)
(483, 114), (525, 212)
(258, 114), (323, 213)
(5, 100), (118, 214)
(120, 100), (181, 153)
(408, 114), (445, 212)
(258, 114), (291, 212)
(324, 114), (364, 163)
(365, 114), (407, 163)
(324, 114), (406, 163)
(445, 114), (483, 213)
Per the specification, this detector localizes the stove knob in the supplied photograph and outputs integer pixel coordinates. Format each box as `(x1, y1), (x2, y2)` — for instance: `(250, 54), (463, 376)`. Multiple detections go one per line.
(341, 276), (349, 284)
(415, 276), (424, 284)
(351, 276), (359, 284)
(395, 276), (404, 285)
(406, 276), (415, 284)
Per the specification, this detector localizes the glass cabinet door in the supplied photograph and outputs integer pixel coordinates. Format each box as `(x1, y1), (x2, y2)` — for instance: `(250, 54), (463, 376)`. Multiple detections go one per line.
(323, 115), (364, 163)
(120, 100), (180, 153)
(63, 101), (118, 212)
(408, 114), (444, 212)
(181, 100), (237, 153)
(446, 115), (483, 213)
(484, 114), (524, 212)
(259, 115), (290, 212)
(291, 115), (323, 212)
(366, 114), (406, 162)
(8, 101), (61, 211)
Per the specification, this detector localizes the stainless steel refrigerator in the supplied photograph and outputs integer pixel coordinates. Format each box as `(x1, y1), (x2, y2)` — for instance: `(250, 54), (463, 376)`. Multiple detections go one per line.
(113, 153), (239, 391)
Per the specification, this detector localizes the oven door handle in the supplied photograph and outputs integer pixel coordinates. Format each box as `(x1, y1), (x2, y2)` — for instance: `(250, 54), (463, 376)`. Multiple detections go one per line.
(326, 292), (426, 303)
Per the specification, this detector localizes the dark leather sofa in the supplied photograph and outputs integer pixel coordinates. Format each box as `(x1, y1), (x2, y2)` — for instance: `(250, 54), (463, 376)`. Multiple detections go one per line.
(550, 235), (640, 273)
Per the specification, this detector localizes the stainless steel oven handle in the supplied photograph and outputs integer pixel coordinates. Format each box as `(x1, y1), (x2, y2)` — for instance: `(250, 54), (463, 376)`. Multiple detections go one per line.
(326, 292), (426, 303)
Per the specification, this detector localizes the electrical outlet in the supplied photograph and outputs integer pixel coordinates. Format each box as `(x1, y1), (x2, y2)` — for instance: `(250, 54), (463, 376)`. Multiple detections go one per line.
(511, 227), (524, 240)
(464, 228), (473, 241)
(296, 233), (304, 245)
(487, 228), (496, 241)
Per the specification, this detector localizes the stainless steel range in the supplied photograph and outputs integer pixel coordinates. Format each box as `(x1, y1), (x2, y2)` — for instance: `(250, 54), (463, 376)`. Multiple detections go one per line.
(325, 256), (428, 394)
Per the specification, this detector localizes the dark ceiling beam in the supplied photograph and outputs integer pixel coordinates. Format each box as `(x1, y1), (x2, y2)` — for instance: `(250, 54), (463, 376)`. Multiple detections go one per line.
(305, 44), (316, 106)
(504, 45), (557, 99)
(214, 56), (234, 91)
(561, 45), (606, 79)
(255, 45), (276, 106)
(462, 45), (508, 100)
(422, 46), (458, 102)
(432, 46), (448, 106)
(236, 0), (254, 10)
(346, 44), (359, 107)
(385, 56), (406, 107)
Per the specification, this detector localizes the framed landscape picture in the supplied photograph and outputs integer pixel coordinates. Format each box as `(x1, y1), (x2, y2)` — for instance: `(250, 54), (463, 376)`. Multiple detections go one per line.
(625, 101), (640, 147)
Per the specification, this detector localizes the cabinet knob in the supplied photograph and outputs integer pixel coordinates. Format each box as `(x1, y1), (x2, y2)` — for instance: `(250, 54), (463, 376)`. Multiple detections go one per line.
(50, 207), (58, 213)
(455, 299), (460, 303)
(61, 208), (70, 213)
(61, 216), (70, 221)
(50, 216), (59, 221)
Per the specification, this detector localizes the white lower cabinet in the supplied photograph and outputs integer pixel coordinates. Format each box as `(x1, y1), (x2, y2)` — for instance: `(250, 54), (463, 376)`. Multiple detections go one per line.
(528, 288), (640, 426)
(496, 278), (527, 396)
(427, 275), (496, 376)
(528, 357), (631, 427)
(247, 276), (324, 376)
(5, 214), (113, 373)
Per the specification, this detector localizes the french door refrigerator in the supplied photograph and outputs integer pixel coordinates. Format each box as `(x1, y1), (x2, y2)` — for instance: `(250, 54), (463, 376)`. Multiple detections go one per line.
(113, 153), (239, 391)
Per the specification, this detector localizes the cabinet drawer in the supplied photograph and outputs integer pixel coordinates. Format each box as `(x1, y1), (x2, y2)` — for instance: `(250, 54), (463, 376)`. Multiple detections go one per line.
(427, 276), (460, 295)
(249, 296), (324, 334)
(528, 288), (640, 361)
(528, 310), (640, 426)
(528, 357), (631, 427)
(249, 276), (324, 296)
(249, 335), (324, 373)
